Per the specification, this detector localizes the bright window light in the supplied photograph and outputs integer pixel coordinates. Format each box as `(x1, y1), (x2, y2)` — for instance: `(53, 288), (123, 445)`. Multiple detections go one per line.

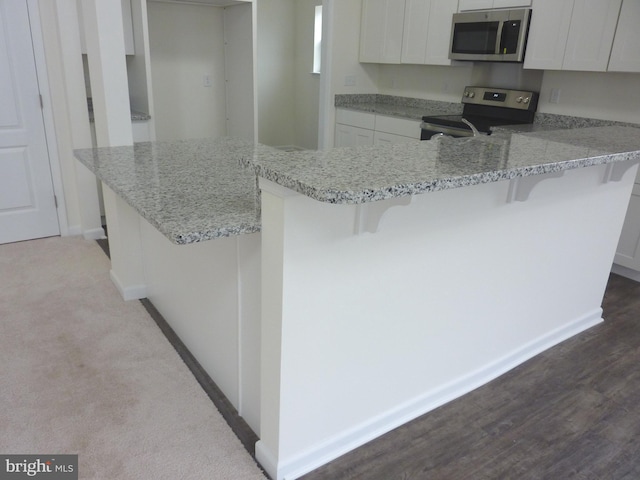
(312, 5), (322, 74)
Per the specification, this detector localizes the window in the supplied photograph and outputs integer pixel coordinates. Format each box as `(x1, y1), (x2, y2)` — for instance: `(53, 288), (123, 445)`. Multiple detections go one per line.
(312, 5), (322, 74)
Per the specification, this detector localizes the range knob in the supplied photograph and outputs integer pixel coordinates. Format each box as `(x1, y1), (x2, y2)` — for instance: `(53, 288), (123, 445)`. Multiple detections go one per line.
(468, 91), (475, 98)
(523, 97), (530, 104)
(464, 91), (470, 97)
(516, 96), (523, 103)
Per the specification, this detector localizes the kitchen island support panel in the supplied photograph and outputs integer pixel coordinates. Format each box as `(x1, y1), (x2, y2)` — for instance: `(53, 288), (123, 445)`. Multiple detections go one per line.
(138, 216), (262, 434)
(256, 162), (637, 480)
(102, 183), (146, 300)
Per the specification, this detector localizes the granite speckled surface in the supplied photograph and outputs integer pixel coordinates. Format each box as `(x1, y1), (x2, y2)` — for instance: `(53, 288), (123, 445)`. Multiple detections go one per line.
(252, 126), (640, 204)
(335, 94), (462, 120)
(75, 126), (640, 245)
(74, 137), (276, 245)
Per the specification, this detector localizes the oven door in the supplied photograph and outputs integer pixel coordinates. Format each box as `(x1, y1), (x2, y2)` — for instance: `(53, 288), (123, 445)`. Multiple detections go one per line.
(420, 122), (474, 140)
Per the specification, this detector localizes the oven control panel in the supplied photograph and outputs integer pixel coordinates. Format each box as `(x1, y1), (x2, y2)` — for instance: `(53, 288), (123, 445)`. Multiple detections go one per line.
(462, 86), (538, 111)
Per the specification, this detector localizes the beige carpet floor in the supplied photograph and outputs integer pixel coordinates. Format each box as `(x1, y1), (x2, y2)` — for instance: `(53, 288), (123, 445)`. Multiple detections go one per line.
(0, 236), (267, 479)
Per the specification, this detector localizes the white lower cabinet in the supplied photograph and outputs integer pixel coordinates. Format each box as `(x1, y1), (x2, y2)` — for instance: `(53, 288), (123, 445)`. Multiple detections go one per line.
(335, 109), (420, 147)
(335, 124), (375, 147)
(614, 180), (640, 270)
(374, 131), (418, 145)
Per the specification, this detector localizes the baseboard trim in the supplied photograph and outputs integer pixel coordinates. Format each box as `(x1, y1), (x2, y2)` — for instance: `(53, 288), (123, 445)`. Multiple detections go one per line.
(83, 227), (106, 240)
(255, 441), (278, 480)
(611, 263), (640, 283)
(268, 309), (603, 480)
(66, 225), (82, 236)
(109, 269), (147, 301)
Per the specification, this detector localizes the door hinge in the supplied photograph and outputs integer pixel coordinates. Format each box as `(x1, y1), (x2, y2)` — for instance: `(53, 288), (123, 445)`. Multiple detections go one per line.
(39, 94), (43, 109)
(54, 195), (58, 208)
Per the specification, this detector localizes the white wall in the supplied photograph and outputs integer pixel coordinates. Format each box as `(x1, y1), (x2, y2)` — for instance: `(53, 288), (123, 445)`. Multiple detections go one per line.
(147, 1), (227, 141)
(223, 3), (255, 142)
(293, 0), (322, 150)
(537, 70), (640, 123)
(256, 0), (296, 147)
(37, 0), (102, 238)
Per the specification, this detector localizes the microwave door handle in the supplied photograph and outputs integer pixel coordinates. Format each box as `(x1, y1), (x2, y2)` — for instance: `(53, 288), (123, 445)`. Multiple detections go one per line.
(495, 20), (505, 54)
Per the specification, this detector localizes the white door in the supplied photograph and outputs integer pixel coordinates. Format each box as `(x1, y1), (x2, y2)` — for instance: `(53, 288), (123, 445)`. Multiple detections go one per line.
(0, 0), (59, 244)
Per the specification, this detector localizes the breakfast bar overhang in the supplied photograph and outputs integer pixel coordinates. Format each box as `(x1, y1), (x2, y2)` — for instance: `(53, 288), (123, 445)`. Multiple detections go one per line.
(75, 127), (640, 480)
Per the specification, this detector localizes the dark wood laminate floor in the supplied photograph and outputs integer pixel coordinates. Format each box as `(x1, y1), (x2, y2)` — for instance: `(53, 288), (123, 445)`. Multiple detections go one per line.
(301, 273), (640, 480)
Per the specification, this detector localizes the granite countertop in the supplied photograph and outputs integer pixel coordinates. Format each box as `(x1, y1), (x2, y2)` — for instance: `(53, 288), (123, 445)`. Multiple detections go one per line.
(75, 127), (640, 245)
(251, 126), (640, 204)
(75, 137), (276, 245)
(334, 94), (462, 121)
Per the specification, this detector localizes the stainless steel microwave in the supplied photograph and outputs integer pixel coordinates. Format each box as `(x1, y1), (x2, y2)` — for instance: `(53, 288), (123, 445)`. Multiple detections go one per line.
(449, 8), (532, 62)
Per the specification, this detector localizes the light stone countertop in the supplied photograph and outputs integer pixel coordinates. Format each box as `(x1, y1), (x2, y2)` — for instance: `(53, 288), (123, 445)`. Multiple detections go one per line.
(251, 127), (640, 204)
(334, 94), (462, 120)
(74, 137), (275, 245)
(75, 127), (640, 245)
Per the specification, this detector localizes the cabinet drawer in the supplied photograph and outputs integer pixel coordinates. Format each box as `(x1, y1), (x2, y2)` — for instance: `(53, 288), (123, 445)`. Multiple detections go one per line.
(335, 109), (376, 130)
(374, 115), (421, 139)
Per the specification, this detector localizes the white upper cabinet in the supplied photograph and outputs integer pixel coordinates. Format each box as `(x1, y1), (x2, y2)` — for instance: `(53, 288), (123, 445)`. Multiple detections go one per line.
(359, 0), (405, 63)
(402, 0), (459, 65)
(524, 0), (623, 72)
(608, 0), (640, 72)
(400, 0), (431, 64)
(562, 0), (622, 71)
(425, 0), (460, 64)
(361, 0), (459, 65)
(523, 0), (573, 70)
(492, 0), (531, 7)
(458, 0), (493, 10)
(458, 0), (530, 10)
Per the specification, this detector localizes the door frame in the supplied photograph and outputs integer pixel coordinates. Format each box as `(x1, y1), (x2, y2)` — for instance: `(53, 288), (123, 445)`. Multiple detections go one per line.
(24, 0), (69, 236)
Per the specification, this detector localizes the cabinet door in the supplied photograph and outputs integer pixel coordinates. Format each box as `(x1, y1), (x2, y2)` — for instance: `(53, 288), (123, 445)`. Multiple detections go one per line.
(562, 0), (622, 71)
(375, 115), (421, 139)
(608, 0), (640, 72)
(401, 0), (430, 64)
(359, 0), (405, 63)
(523, 0), (573, 70)
(458, 0), (493, 10)
(614, 184), (640, 270)
(460, 0), (531, 8)
(335, 124), (375, 147)
(374, 132), (419, 145)
(493, 0), (531, 7)
(425, 0), (459, 65)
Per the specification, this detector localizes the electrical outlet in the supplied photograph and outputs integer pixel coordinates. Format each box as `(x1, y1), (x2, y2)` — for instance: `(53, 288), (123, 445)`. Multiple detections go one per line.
(203, 74), (212, 87)
(550, 88), (561, 104)
(344, 75), (356, 87)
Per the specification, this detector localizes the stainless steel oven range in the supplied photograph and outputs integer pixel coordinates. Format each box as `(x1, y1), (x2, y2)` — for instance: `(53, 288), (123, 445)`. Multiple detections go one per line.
(421, 86), (538, 140)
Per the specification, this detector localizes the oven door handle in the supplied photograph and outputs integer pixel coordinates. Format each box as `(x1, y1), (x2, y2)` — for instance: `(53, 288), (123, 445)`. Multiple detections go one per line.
(420, 122), (474, 137)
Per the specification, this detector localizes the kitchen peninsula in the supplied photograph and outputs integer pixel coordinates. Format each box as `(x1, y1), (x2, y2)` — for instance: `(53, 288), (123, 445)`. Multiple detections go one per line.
(75, 127), (640, 480)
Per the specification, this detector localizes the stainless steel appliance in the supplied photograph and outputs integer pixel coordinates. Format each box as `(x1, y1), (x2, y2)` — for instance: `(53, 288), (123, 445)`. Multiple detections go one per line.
(449, 8), (532, 62)
(420, 86), (538, 140)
